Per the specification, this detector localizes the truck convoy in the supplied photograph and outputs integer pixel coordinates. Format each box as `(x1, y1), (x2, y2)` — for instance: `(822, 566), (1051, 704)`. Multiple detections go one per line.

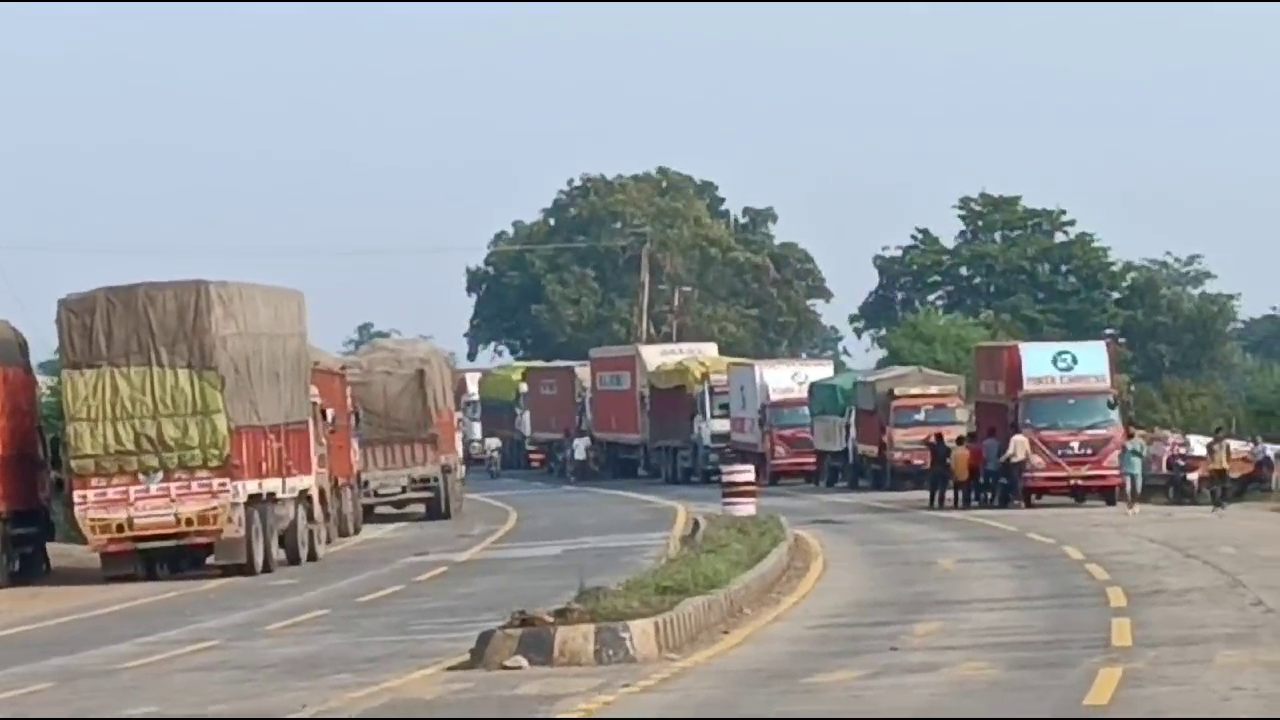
(310, 347), (364, 538)
(974, 340), (1124, 507)
(348, 338), (463, 522)
(0, 320), (53, 586)
(850, 366), (968, 490)
(524, 362), (589, 473)
(57, 281), (332, 580)
(589, 342), (719, 478)
(454, 369), (485, 466)
(648, 355), (736, 484)
(728, 359), (835, 486)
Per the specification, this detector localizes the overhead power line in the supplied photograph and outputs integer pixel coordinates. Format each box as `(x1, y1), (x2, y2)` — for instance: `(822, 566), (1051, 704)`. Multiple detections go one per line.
(0, 240), (633, 258)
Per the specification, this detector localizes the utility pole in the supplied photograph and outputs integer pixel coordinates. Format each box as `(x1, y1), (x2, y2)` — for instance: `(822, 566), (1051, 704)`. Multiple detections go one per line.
(636, 236), (651, 344)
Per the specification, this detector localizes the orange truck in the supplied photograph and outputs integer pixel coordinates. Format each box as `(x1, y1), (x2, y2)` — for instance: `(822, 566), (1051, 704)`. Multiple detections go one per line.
(58, 281), (334, 581)
(974, 340), (1125, 507)
(0, 320), (53, 587)
(348, 338), (463, 522)
(310, 348), (364, 538)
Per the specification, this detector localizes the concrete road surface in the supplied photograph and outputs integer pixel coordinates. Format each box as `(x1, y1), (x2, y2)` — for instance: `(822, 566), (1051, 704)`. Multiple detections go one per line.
(0, 475), (678, 718)
(377, 477), (1280, 718)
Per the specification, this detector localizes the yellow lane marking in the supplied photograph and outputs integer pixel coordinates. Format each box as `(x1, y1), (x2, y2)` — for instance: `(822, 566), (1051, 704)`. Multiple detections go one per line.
(1111, 618), (1133, 647)
(115, 639), (221, 670)
(556, 530), (826, 718)
(911, 621), (944, 639)
(802, 668), (865, 684)
(355, 585), (405, 603)
(1063, 545), (1086, 561)
(1025, 532), (1056, 544)
(0, 519), (403, 642)
(573, 486), (689, 559)
(1082, 666), (1124, 706)
(936, 558), (957, 572)
(0, 682), (55, 701)
(1084, 563), (1111, 581)
(283, 493), (519, 718)
(265, 609), (331, 631)
(948, 660), (998, 678)
(1106, 586), (1128, 609)
(413, 566), (448, 583)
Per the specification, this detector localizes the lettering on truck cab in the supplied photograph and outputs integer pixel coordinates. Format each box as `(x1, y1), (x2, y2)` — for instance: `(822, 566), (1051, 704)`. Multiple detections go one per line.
(595, 371), (632, 391)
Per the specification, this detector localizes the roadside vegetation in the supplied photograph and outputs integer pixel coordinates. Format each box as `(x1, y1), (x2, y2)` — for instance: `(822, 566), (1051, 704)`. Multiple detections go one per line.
(574, 514), (786, 623)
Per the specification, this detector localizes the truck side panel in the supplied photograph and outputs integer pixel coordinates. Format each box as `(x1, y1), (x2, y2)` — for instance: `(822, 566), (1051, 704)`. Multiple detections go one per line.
(526, 365), (582, 441)
(974, 401), (1013, 445)
(312, 367), (356, 485)
(853, 409), (881, 452)
(480, 400), (516, 438)
(648, 386), (695, 446)
(728, 363), (763, 451)
(589, 353), (642, 443)
(974, 342), (1022, 401)
(0, 366), (42, 513)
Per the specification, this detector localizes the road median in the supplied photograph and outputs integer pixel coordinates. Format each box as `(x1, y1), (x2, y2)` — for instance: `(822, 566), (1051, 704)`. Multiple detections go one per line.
(469, 513), (796, 669)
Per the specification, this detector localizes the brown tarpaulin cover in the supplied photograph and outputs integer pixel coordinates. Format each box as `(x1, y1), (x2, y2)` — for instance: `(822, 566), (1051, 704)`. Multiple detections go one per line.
(347, 338), (455, 443)
(0, 320), (32, 369)
(310, 345), (347, 372)
(57, 280), (310, 426)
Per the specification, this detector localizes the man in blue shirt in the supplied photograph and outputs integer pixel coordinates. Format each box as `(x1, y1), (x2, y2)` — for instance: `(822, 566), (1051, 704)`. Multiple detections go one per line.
(1121, 425), (1147, 516)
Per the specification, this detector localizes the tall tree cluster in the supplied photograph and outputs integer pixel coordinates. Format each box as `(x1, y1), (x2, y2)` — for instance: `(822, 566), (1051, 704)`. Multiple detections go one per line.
(852, 192), (1279, 437)
(464, 167), (842, 365)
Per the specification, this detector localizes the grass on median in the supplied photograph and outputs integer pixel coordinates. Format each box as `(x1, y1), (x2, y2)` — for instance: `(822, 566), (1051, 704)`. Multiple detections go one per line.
(572, 513), (786, 623)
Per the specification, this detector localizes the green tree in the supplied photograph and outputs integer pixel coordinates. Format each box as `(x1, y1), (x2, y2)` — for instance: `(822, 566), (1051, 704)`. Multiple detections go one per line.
(464, 167), (840, 362)
(36, 353), (63, 439)
(1235, 309), (1280, 363)
(342, 322), (401, 355)
(851, 192), (1126, 345)
(875, 309), (998, 389)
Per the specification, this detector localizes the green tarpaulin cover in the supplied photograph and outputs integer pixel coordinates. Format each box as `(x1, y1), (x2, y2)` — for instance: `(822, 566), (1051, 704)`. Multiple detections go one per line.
(808, 370), (870, 419)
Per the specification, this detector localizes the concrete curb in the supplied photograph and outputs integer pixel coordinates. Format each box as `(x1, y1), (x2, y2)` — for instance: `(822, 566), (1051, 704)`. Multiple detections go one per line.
(469, 518), (795, 669)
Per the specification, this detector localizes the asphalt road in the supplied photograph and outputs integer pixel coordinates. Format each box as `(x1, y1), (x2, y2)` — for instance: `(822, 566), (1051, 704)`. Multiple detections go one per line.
(369, 478), (1280, 718)
(0, 474), (678, 718)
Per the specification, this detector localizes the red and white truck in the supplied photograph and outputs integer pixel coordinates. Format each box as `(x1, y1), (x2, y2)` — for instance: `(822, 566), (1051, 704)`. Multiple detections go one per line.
(310, 348), (364, 539)
(524, 362), (589, 474)
(0, 320), (54, 586)
(58, 281), (332, 580)
(974, 340), (1125, 507)
(588, 342), (719, 478)
(851, 366), (968, 491)
(728, 359), (835, 486)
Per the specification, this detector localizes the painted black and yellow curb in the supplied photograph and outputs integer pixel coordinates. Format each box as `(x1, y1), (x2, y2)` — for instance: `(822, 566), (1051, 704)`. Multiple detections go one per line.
(469, 521), (796, 670)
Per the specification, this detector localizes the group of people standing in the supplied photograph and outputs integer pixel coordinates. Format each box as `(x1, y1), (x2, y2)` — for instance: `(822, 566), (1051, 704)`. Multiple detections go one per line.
(925, 424), (1029, 510)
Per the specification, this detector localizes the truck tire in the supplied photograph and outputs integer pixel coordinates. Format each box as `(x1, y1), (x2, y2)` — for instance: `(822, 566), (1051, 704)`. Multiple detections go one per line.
(336, 486), (354, 538)
(259, 502), (279, 574)
(0, 532), (13, 588)
(1021, 489), (1036, 509)
(241, 501), (267, 576)
(1103, 487), (1119, 507)
(425, 477), (452, 521)
(449, 475), (465, 518)
(307, 498), (327, 563)
(353, 497), (366, 535)
(283, 499), (309, 567)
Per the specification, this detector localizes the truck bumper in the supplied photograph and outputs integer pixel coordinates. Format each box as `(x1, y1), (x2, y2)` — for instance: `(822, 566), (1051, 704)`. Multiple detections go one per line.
(361, 473), (441, 507)
(1024, 474), (1124, 494)
(767, 456), (818, 477)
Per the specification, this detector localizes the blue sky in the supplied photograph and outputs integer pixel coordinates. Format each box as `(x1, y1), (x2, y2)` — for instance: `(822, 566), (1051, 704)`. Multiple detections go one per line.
(3, 2), (1277, 366)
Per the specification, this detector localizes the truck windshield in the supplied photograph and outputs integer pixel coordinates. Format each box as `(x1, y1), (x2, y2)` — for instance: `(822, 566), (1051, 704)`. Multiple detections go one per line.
(891, 405), (965, 428)
(1021, 393), (1120, 431)
(710, 390), (731, 419)
(767, 405), (811, 429)
(462, 400), (482, 421)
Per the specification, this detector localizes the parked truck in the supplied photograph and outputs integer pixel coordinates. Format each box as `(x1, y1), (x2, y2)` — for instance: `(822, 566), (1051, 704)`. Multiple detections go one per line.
(454, 370), (486, 466)
(728, 359), (835, 486)
(648, 355), (736, 484)
(310, 347), (364, 539)
(808, 370), (869, 488)
(850, 366), (968, 491)
(479, 364), (543, 470)
(57, 281), (331, 580)
(349, 337), (463, 522)
(524, 362), (589, 475)
(589, 342), (719, 478)
(974, 340), (1125, 507)
(0, 320), (53, 586)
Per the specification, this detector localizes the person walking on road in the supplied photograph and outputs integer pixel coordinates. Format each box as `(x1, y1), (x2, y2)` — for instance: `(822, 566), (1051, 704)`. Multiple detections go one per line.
(1207, 426), (1232, 511)
(1000, 422), (1031, 508)
(950, 435), (973, 509)
(981, 427), (1001, 507)
(570, 430), (592, 484)
(1121, 425), (1146, 515)
(927, 432), (951, 509)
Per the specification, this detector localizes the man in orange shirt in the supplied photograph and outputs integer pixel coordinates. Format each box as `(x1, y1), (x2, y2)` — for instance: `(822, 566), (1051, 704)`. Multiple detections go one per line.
(950, 435), (973, 509)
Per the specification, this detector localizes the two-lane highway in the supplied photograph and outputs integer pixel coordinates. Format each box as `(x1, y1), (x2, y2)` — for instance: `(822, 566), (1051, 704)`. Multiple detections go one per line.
(0, 475), (680, 718)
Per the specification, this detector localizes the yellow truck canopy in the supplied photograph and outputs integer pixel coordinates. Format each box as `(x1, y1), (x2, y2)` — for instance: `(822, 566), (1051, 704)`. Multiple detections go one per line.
(649, 356), (742, 392)
(477, 361), (570, 402)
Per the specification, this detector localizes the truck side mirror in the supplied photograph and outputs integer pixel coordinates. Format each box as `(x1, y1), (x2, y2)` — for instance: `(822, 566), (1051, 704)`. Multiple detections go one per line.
(1106, 397), (1118, 411)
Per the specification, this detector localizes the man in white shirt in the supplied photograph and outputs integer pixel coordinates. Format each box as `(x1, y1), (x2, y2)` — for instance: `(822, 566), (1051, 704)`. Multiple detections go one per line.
(570, 432), (592, 484)
(1000, 422), (1032, 508)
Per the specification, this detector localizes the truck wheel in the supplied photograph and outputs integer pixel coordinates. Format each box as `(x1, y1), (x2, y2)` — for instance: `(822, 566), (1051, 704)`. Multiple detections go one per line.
(283, 499), (308, 566)
(426, 477), (452, 521)
(306, 515), (327, 562)
(336, 486), (355, 538)
(241, 502), (267, 576)
(449, 475), (465, 517)
(1021, 489), (1036, 509)
(0, 538), (13, 588)
(259, 502), (279, 574)
(1102, 487), (1119, 507)
(353, 498), (366, 534)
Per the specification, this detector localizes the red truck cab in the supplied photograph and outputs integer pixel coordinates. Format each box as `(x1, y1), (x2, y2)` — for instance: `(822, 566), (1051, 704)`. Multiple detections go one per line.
(974, 340), (1124, 506)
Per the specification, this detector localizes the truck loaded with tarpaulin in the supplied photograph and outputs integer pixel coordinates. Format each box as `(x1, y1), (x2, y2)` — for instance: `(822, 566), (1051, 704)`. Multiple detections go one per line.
(310, 346), (364, 539)
(347, 337), (462, 522)
(57, 280), (331, 580)
(0, 319), (53, 587)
